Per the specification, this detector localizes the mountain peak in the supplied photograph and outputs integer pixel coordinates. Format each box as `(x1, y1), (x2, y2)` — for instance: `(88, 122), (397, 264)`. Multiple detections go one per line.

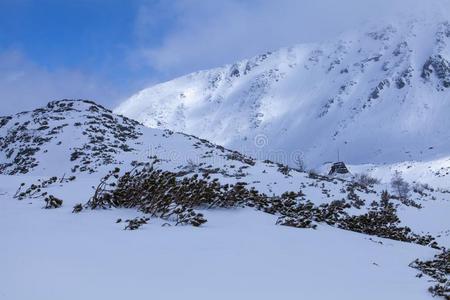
(116, 19), (450, 167)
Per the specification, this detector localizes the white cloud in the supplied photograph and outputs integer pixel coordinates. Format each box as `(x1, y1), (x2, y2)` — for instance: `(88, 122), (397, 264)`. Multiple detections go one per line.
(135, 0), (450, 78)
(0, 50), (122, 115)
(2, 0), (449, 114)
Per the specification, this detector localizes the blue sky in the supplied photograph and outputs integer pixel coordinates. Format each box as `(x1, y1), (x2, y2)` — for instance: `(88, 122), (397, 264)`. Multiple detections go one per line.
(0, 0), (179, 113)
(1, 0), (448, 114)
(0, 0), (167, 90)
(0, 1), (137, 71)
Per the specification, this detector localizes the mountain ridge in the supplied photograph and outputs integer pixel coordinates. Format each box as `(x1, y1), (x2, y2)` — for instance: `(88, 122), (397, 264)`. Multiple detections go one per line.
(116, 19), (450, 168)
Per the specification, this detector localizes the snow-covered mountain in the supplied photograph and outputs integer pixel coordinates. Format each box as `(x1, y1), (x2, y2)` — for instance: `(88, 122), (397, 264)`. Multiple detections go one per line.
(116, 19), (450, 168)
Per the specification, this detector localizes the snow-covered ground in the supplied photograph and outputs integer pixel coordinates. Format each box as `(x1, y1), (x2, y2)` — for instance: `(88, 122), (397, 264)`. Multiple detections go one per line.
(0, 174), (439, 300)
(347, 157), (450, 190)
(1, 100), (449, 299)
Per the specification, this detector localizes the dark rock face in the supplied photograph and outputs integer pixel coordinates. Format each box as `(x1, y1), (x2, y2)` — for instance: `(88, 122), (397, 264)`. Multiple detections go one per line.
(329, 162), (350, 176)
(368, 79), (390, 101)
(422, 55), (450, 89)
(0, 116), (12, 129)
(395, 67), (413, 89)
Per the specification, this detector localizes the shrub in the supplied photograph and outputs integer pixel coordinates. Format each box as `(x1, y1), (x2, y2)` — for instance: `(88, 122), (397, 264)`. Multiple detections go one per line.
(44, 195), (63, 209)
(409, 250), (449, 298)
(72, 203), (83, 213)
(124, 217), (150, 230)
(391, 171), (410, 201)
(353, 173), (380, 186)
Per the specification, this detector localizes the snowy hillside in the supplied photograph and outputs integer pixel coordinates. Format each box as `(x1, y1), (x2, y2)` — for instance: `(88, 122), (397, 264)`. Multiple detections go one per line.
(116, 19), (450, 168)
(1, 100), (449, 227)
(0, 99), (288, 178)
(1, 100), (449, 299)
(0, 190), (442, 300)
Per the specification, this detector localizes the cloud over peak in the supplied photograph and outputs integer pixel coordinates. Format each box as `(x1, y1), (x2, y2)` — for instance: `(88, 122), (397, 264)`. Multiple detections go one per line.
(135, 0), (450, 78)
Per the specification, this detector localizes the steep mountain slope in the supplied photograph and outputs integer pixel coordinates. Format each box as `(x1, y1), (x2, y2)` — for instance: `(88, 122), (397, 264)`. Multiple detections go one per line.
(116, 19), (450, 168)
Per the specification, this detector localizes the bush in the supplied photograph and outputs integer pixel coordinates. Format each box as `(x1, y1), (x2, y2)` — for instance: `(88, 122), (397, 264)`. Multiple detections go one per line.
(353, 173), (381, 186)
(83, 165), (437, 247)
(85, 165), (266, 226)
(391, 171), (410, 201)
(124, 217), (150, 230)
(44, 195), (63, 209)
(72, 203), (83, 213)
(412, 182), (434, 196)
(410, 250), (449, 298)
